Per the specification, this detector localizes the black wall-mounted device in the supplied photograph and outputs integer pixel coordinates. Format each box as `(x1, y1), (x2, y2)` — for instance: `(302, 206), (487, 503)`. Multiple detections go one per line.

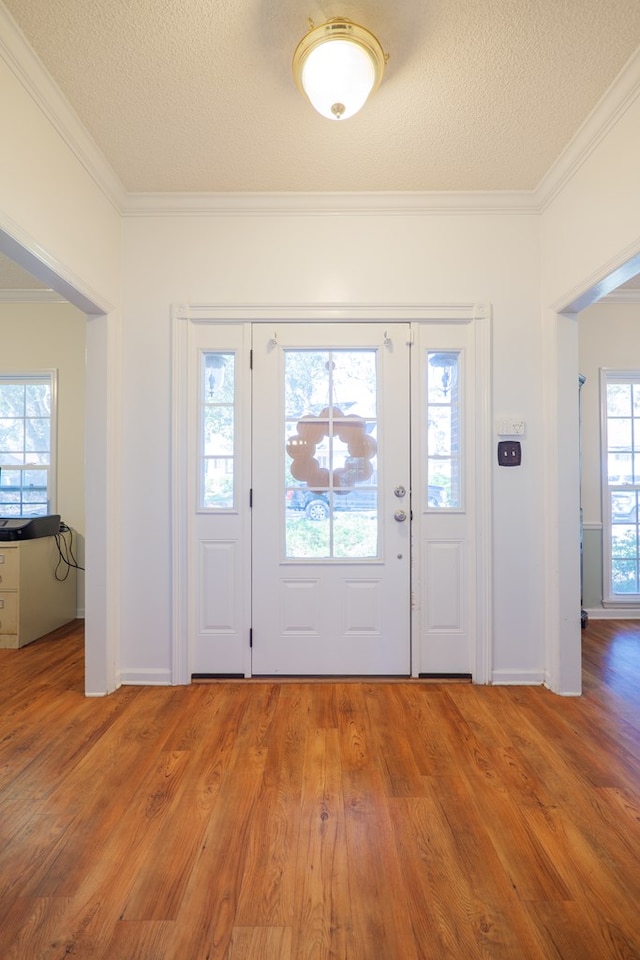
(498, 441), (522, 466)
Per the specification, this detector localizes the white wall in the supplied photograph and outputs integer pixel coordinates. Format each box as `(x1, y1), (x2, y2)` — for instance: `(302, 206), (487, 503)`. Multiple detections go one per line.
(579, 301), (640, 522)
(541, 86), (640, 310)
(578, 300), (640, 609)
(0, 16), (123, 693)
(0, 54), (121, 307)
(120, 210), (545, 682)
(0, 300), (86, 611)
(538, 74), (640, 692)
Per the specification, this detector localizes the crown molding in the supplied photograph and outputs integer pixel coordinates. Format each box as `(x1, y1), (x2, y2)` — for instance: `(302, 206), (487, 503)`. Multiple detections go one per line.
(122, 189), (541, 217)
(0, 288), (64, 303)
(0, 3), (126, 214)
(174, 301), (487, 322)
(536, 46), (640, 211)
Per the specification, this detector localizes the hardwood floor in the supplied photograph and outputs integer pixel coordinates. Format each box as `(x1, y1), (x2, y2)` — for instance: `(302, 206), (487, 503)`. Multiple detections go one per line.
(1, 620), (639, 959)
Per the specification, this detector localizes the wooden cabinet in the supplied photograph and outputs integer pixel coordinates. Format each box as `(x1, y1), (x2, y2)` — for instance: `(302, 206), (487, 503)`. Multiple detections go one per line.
(0, 537), (76, 648)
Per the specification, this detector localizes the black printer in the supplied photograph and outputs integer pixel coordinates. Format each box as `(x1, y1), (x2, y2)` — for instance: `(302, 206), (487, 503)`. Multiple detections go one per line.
(0, 515), (61, 541)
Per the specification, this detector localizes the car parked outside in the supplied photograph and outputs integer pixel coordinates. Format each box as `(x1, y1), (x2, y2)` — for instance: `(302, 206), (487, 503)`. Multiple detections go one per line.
(287, 484), (444, 520)
(287, 486), (375, 520)
(611, 489), (639, 523)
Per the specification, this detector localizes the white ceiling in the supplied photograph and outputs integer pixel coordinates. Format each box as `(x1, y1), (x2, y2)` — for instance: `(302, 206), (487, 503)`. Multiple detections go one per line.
(1, 1), (640, 293)
(3, 0), (640, 194)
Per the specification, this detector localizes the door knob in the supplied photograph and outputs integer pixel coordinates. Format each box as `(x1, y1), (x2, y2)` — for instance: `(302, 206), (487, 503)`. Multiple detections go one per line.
(394, 509), (407, 522)
(394, 485), (406, 498)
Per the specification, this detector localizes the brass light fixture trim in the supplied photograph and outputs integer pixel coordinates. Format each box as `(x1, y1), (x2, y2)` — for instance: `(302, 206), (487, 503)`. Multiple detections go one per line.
(293, 18), (387, 120)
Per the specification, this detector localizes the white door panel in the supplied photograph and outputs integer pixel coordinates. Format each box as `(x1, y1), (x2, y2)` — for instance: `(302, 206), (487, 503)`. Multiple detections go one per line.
(187, 322), (251, 675)
(251, 323), (410, 675)
(412, 322), (477, 676)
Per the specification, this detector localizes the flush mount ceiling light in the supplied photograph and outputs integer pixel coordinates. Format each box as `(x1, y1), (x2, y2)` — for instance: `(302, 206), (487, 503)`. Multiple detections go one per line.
(293, 18), (387, 120)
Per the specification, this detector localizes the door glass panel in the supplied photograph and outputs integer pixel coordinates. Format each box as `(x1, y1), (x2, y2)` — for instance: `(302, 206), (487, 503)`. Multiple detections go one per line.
(200, 351), (235, 509)
(284, 349), (379, 559)
(426, 351), (461, 508)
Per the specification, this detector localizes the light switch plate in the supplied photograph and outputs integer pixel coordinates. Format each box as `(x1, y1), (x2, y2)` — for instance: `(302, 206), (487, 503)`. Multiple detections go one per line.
(498, 440), (522, 466)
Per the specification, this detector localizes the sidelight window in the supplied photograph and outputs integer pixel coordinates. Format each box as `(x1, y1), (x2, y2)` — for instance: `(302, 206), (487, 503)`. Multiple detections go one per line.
(200, 352), (235, 510)
(426, 351), (462, 509)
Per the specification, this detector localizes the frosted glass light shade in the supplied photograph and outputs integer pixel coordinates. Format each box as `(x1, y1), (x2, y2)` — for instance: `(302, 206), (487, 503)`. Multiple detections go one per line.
(293, 19), (385, 120)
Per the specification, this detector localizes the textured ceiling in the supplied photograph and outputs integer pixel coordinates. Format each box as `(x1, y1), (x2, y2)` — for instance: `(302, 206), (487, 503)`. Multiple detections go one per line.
(3, 0), (640, 194)
(1, 1), (640, 292)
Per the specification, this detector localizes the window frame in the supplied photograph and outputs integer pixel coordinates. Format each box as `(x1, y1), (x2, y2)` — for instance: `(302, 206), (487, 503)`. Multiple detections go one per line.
(425, 348), (464, 512)
(600, 367), (640, 606)
(198, 350), (237, 513)
(282, 346), (381, 562)
(0, 370), (58, 518)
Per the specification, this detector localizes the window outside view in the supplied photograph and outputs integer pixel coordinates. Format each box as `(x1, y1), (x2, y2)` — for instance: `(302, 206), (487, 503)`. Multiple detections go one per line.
(605, 377), (640, 596)
(197, 345), (463, 555)
(200, 352), (235, 510)
(284, 350), (379, 560)
(426, 351), (461, 510)
(0, 376), (53, 517)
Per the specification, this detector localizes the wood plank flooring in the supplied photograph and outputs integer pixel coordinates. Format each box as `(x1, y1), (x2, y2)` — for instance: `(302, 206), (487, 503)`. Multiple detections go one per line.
(1, 619), (639, 958)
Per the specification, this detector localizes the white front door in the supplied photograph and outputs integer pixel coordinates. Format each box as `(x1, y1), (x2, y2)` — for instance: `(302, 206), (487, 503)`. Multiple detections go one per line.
(251, 323), (411, 675)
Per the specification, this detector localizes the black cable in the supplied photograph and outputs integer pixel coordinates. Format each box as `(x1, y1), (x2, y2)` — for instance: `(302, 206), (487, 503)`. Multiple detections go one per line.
(54, 525), (85, 580)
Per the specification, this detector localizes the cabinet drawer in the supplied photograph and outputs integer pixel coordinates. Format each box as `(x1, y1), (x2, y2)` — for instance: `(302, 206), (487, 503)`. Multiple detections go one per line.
(0, 592), (18, 635)
(0, 548), (19, 589)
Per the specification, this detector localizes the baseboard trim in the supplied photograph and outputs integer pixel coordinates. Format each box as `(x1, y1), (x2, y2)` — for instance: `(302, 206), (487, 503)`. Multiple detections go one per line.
(586, 607), (640, 620)
(491, 669), (545, 685)
(119, 669), (172, 685)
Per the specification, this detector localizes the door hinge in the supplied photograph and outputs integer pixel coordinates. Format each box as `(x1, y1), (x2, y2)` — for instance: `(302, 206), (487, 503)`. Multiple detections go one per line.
(249, 628), (253, 648)
(249, 348), (253, 370)
(249, 488), (253, 508)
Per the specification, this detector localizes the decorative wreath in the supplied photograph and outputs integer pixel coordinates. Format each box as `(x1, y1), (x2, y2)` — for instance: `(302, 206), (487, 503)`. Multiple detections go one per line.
(287, 407), (377, 494)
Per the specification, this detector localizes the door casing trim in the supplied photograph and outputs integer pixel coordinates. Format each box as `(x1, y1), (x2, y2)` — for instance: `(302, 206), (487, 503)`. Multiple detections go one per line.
(171, 302), (492, 684)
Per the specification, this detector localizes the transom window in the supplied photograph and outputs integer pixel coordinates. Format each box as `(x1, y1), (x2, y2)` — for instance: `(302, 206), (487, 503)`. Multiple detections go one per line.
(0, 372), (57, 517)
